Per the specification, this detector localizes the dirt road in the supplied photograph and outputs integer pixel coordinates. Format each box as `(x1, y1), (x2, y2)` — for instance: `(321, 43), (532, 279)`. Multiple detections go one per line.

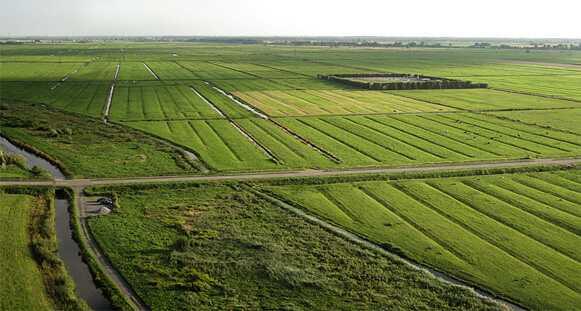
(1, 156), (579, 188)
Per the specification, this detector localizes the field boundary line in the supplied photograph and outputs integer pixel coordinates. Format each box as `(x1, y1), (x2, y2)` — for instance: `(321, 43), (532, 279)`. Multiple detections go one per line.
(189, 86), (226, 118)
(142, 63), (160, 80)
(102, 83), (115, 122)
(268, 118), (342, 163)
(490, 87), (581, 104)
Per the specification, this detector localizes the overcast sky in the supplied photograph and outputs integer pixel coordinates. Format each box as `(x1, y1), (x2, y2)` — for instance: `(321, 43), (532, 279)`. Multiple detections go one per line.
(1, 0), (580, 38)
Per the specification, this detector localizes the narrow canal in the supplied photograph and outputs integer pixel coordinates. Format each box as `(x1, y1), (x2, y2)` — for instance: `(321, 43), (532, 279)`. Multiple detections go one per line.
(0, 135), (112, 310)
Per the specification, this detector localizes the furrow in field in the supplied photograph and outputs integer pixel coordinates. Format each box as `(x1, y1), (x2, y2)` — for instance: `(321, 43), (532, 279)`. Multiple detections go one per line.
(397, 182), (581, 294)
(365, 116), (459, 159)
(553, 171), (581, 185)
(464, 180), (581, 236)
(516, 174), (581, 204)
(296, 118), (383, 163)
(238, 120), (306, 161)
(388, 115), (499, 157)
(281, 91), (339, 115)
(190, 87), (225, 117)
(491, 179), (581, 219)
(185, 121), (208, 148)
(317, 118), (414, 162)
(203, 121), (243, 162)
(510, 175), (581, 206)
(152, 87), (170, 120)
(436, 180), (581, 265)
(269, 119), (342, 163)
(211, 85), (269, 119)
(469, 114), (581, 147)
(427, 182), (581, 292)
(419, 115), (541, 155)
(341, 117), (439, 161)
(230, 120), (279, 163)
(440, 114), (575, 153)
(379, 116), (488, 158)
(531, 172), (581, 193)
(400, 114), (518, 157)
(357, 185), (472, 263)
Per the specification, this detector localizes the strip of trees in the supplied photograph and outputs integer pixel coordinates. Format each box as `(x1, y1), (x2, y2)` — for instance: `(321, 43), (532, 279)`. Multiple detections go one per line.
(319, 73), (488, 90)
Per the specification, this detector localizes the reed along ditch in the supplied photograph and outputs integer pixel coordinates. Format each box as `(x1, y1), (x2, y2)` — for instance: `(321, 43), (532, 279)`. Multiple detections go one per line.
(0, 135), (113, 310)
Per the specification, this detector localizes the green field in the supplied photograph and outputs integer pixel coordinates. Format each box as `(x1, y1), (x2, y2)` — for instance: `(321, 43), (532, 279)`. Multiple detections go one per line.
(490, 108), (581, 133)
(127, 119), (278, 171)
(87, 183), (501, 310)
(1, 43), (581, 310)
(235, 89), (454, 116)
(264, 170), (581, 310)
(0, 102), (198, 178)
(0, 62), (82, 81)
(388, 88), (581, 111)
(110, 84), (224, 121)
(275, 113), (581, 166)
(118, 62), (158, 81)
(0, 192), (53, 311)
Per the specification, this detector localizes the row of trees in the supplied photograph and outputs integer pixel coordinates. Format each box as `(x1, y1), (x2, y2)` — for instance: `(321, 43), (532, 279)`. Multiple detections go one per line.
(319, 74), (488, 90)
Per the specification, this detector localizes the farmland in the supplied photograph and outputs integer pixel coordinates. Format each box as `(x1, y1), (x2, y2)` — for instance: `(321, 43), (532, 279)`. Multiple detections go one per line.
(275, 113), (581, 166)
(234, 89), (454, 116)
(86, 183), (501, 310)
(1, 42), (581, 310)
(490, 108), (581, 133)
(110, 84), (224, 121)
(264, 169), (581, 310)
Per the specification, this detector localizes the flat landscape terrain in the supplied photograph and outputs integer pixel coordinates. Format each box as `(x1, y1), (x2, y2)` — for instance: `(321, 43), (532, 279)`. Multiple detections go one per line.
(264, 170), (581, 310)
(86, 183), (501, 310)
(1, 42), (580, 311)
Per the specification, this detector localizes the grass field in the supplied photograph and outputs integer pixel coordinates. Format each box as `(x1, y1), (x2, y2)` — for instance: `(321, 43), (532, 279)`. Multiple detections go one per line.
(0, 164), (31, 179)
(275, 112), (581, 166)
(387, 88), (581, 111)
(2, 41), (581, 311)
(67, 62), (117, 81)
(490, 108), (581, 133)
(234, 89), (454, 116)
(87, 183), (501, 310)
(118, 62), (158, 81)
(264, 169), (581, 310)
(0, 62), (82, 81)
(127, 119), (278, 171)
(0, 192), (53, 311)
(0, 102), (198, 178)
(110, 84), (224, 121)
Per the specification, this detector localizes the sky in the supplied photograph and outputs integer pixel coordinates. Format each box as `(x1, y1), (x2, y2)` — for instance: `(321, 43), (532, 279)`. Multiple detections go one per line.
(1, 0), (580, 38)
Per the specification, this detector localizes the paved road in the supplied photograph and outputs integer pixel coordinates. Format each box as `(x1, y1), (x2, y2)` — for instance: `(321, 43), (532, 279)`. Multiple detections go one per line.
(1, 156), (579, 187)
